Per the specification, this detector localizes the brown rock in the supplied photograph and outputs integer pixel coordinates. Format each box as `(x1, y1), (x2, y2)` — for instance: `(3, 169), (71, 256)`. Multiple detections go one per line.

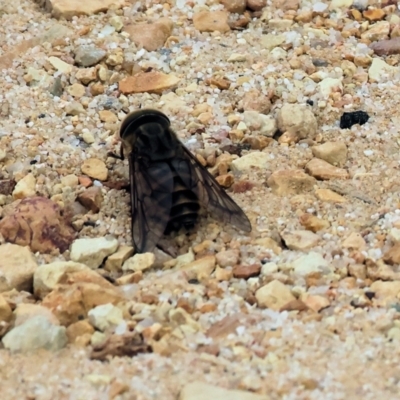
(370, 37), (400, 56)
(207, 77), (231, 90)
(383, 243), (400, 265)
(311, 141), (348, 167)
(342, 232), (366, 250)
(0, 197), (76, 254)
(299, 213), (330, 232)
(315, 188), (346, 203)
(42, 282), (124, 326)
(0, 179), (16, 195)
(301, 294), (330, 312)
(246, 0), (267, 11)
(44, 0), (124, 20)
(255, 280), (296, 310)
(363, 9), (386, 22)
(240, 89), (271, 114)
(0, 295), (12, 322)
(193, 11), (230, 33)
(305, 158), (349, 180)
(124, 18), (173, 52)
(361, 21), (390, 42)
(75, 67), (97, 85)
(66, 319), (94, 343)
(215, 173), (234, 188)
(233, 264), (261, 279)
(119, 71), (180, 95)
(78, 175), (93, 187)
(78, 186), (103, 213)
(206, 314), (244, 339)
(267, 169), (316, 195)
(220, 0), (246, 13)
(81, 158), (108, 181)
(98, 110), (117, 123)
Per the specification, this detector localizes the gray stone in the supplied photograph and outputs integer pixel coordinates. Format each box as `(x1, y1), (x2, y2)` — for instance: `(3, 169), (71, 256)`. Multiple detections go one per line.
(75, 45), (107, 67)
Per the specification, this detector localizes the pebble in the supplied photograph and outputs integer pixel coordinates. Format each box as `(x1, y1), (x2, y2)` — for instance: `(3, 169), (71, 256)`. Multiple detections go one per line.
(88, 303), (124, 332)
(243, 111), (277, 137)
(370, 37), (400, 56)
(119, 71), (180, 95)
(0, 294), (12, 322)
(276, 104), (318, 140)
(50, 77), (63, 96)
(282, 230), (320, 251)
(305, 158), (349, 180)
(12, 173), (36, 199)
(33, 261), (89, 299)
(368, 58), (398, 82)
(75, 45), (107, 67)
(342, 232), (366, 251)
(255, 279), (296, 310)
(246, 0), (267, 11)
(220, 0), (246, 13)
(70, 236), (119, 269)
(65, 101), (85, 115)
(66, 319), (94, 344)
(122, 253), (155, 272)
(370, 281), (400, 304)
(105, 245), (134, 273)
(292, 252), (332, 277)
(301, 294), (330, 312)
(2, 315), (67, 353)
(299, 214), (330, 232)
(98, 110), (118, 123)
(67, 83), (86, 98)
(315, 188), (346, 203)
(193, 11), (230, 33)
(179, 255), (216, 281)
(233, 264), (261, 279)
(125, 18), (173, 52)
(75, 68), (97, 85)
(61, 174), (79, 188)
(318, 77), (343, 99)
(361, 21), (390, 42)
(267, 170), (316, 195)
(0, 243), (37, 293)
(81, 158), (108, 181)
(179, 381), (268, 400)
(48, 56), (73, 74)
(230, 152), (270, 172)
(329, 0), (353, 10)
(312, 141), (348, 167)
(81, 131), (95, 144)
(216, 250), (240, 267)
(383, 243), (400, 265)
(78, 186), (103, 213)
(255, 237), (282, 255)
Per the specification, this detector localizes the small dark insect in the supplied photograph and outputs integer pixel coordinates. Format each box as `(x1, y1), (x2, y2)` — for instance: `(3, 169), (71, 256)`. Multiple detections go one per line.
(340, 111), (369, 129)
(117, 109), (252, 253)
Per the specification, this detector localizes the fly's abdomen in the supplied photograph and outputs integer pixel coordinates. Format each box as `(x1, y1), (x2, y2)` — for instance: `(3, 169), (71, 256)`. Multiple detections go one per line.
(165, 173), (200, 234)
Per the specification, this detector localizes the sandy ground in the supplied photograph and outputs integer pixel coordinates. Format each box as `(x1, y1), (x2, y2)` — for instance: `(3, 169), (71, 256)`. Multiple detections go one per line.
(1, 0), (400, 399)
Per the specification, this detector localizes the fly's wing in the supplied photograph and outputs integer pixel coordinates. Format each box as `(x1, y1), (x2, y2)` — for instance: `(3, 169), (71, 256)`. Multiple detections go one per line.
(129, 155), (173, 253)
(172, 145), (252, 232)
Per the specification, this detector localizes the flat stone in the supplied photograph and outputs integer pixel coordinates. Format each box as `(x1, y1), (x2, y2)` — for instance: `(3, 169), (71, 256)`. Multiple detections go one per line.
(124, 18), (173, 52)
(105, 246), (134, 273)
(67, 83), (86, 98)
(368, 58), (398, 82)
(220, 0), (246, 13)
(301, 294), (330, 312)
(193, 11), (230, 33)
(315, 188), (346, 203)
(215, 250), (240, 267)
(267, 170), (316, 195)
(75, 67), (97, 84)
(361, 21), (390, 42)
(122, 253), (155, 272)
(70, 236), (119, 269)
(292, 252), (332, 276)
(231, 152), (270, 172)
(299, 214), (330, 232)
(48, 56), (73, 74)
(0, 244), (37, 293)
(255, 280), (296, 310)
(243, 111), (277, 137)
(342, 232), (366, 251)
(98, 110), (118, 123)
(2, 315), (67, 352)
(88, 303), (124, 332)
(233, 264), (261, 279)
(119, 71), (180, 94)
(178, 255), (216, 280)
(312, 141), (348, 167)
(46, 0), (124, 20)
(282, 230), (320, 251)
(305, 158), (349, 180)
(81, 158), (108, 181)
